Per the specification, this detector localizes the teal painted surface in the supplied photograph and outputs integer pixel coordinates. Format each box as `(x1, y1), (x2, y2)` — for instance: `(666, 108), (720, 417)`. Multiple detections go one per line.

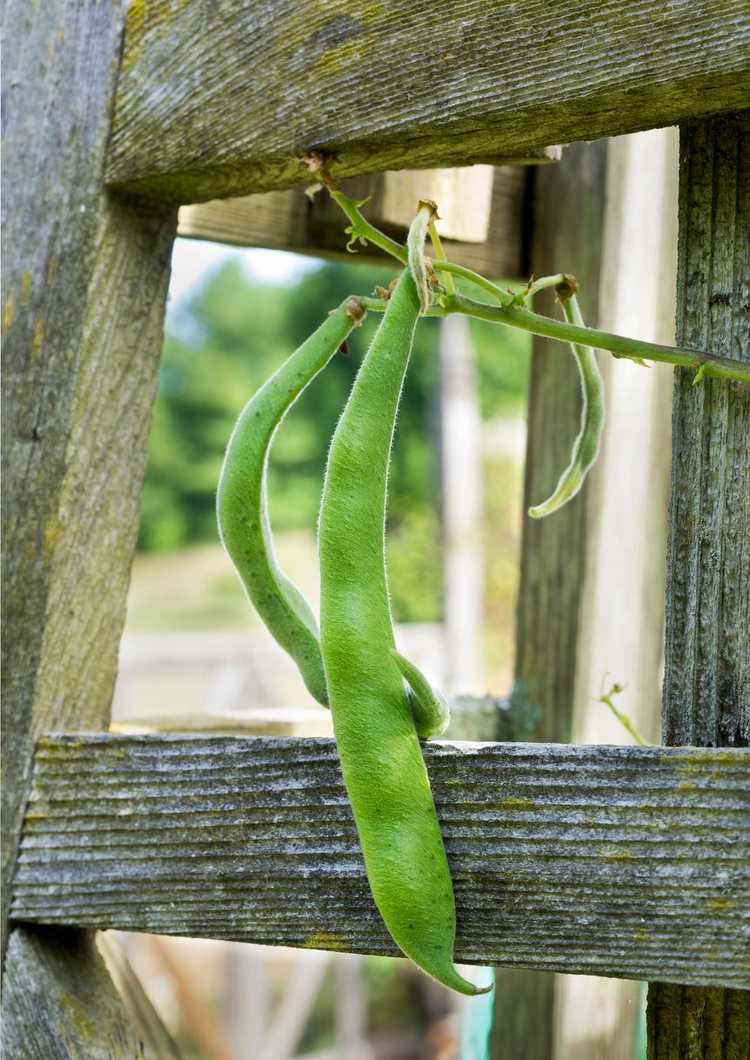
(459, 969), (496, 1059)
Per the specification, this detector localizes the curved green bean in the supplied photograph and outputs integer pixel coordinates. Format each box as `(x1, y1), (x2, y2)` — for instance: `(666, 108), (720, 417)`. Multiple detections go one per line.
(528, 292), (604, 518)
(391, 649), (450, 738)
(319, 268), (489, 996)
(217, 299), (363, 705)
(216, 295), (448, 734)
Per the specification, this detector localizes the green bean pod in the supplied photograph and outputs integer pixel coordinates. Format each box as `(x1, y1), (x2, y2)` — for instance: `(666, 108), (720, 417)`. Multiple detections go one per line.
(528, 293), (604, 518)
(217, 299), (363, 705)
(319, 269), (489, 996)
(391, 649), (450, 738)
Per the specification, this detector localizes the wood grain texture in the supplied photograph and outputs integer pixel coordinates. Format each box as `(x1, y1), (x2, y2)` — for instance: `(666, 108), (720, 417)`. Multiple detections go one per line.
(647, 984), (750, 1060)
(2, 2), (175, 1053)
(178, 166), (527, 278)
(647, 112), (750, 1059)
(12, 735), (750, 990)
(1, 926), (158, 1060)
(1, 0), (176, 965)
(554, 128), (678, 1060)
(98, 933), (184, 1060)
(107, 0), (750, 204)
(662, 111), (750, 747)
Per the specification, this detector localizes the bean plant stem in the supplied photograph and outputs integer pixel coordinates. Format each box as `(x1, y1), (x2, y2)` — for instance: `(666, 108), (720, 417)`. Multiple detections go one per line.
(432, 260), (516, 306)
(446, 294), (750, 383)
(356, 294), (750, 382)
(597, 685), (651, 747)
(427, 221), (454, 295)
(330, 189), (407, 264)
(334, 194), (750, 384)
(525, 273), (567, 300)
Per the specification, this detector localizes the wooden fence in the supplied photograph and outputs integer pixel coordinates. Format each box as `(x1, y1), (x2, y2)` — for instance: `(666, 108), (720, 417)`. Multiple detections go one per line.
(3, 4), (748, 1057)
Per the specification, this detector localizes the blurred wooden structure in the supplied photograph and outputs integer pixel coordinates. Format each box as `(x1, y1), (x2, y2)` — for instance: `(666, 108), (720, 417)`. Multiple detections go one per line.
(3, 3), (749, 1057)
(178, 164), (548, 278)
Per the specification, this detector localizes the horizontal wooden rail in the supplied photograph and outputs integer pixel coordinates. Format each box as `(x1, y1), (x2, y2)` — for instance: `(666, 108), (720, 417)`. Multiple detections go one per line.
(107, 1), (750, 204)
(12, 736), (749, 989)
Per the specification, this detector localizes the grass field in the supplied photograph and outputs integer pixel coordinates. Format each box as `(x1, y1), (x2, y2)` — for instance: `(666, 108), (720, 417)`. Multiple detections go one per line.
(126, 530), (321, 633)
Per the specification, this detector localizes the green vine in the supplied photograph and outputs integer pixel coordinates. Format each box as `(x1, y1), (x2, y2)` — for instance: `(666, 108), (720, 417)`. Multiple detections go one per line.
(329, 188), (750, 385)
(596, 682), (651, 747)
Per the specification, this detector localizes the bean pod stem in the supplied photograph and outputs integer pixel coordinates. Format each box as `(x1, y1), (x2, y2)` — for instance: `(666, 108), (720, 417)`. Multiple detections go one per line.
(329, 189), (750, 384)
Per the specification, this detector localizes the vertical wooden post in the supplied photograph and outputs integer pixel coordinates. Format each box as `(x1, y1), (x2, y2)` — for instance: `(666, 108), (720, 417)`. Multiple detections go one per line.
(1, 2), (176, 1052)
(491, 139), (608, 1059)
(556, 127), (678, 1060)
(571, 126), (677, 748)
(646, 112), (750, 1058)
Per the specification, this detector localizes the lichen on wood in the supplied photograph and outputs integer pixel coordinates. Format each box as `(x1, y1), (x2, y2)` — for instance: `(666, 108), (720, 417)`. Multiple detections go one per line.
(12, 734), (750, 990)
(107, 0), (750, 205)
(2, 0), (177, 1051)
(1, 926), (161, 1059)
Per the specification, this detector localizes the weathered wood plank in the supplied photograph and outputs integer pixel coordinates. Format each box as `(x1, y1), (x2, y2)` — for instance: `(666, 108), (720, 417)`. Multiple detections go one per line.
(647, 112), (750, 1057)
(106, 0), (750, 204)
(555, 128), (679, 1060)
(2, 1), (176, 1051)
(647, 984), (750, 1060)
(515, 140), (608, 745)
(12, 735), (750, 990)
(98, 933), (184, 1060)
(1, 926), (160, 1059)
(2, 1), (176, 967)
(662, 112), (750, 746)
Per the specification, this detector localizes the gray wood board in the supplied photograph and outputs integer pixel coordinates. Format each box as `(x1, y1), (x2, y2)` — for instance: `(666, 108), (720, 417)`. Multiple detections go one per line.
(646, 112), (750, 1058)
(646, 983), (749, 1059)
(106, 1), (750, 204)
(2, 1), (176, 1051)
(662, 111), (750, 746)
(1, 926), (159, 1060)
(1, 0), (176, 958)
(514, 141), (608, 744)
(12, 735), (750, 990)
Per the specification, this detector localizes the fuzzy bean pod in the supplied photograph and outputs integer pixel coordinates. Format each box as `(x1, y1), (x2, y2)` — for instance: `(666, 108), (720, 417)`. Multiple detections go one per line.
(391, 649), (450, 738)
(216, 295), (444, 726)
(528, 292), (604, 518)
(319, 269), (489, 996)
(217, 299), (363, 705)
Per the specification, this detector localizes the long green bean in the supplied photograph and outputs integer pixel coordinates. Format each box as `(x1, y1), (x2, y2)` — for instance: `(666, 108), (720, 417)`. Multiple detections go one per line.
(319, 264), (489, 996)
